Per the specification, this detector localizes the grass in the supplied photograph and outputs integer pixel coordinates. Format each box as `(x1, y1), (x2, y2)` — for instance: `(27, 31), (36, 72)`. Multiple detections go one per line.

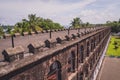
(106, 36), (120, 57)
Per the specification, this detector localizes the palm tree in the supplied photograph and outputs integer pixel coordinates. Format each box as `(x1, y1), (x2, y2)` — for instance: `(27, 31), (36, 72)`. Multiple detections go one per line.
(28, 14), (39, 32)
(71, 17), (82, 28)
(15, 22), (25, 35)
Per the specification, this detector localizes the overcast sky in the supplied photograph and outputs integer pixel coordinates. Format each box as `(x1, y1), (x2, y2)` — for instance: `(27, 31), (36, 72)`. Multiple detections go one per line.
(0, 0), (120, 25)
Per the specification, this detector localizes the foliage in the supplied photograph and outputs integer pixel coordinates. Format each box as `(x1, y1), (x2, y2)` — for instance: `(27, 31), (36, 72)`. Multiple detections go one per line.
(0, 26), (4, 36)
(106, 19), (120, 33)
(71, 17), (92, 28)
(13, 14), (63, 34)
(6, 27), (12, 34)
(106, 36), (120, 56)
(71, 17), (82, 28)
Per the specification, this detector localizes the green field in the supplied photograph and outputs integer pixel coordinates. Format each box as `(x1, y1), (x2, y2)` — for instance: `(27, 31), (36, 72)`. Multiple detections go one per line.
(106, 36), (120, 57)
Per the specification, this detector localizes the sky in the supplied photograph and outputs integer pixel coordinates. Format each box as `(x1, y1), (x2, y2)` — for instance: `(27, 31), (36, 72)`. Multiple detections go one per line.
(0, 0), (120, 26)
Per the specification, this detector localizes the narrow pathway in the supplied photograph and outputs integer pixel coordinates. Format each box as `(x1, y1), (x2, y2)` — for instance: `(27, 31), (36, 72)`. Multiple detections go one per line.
(97, 56), (120, 80)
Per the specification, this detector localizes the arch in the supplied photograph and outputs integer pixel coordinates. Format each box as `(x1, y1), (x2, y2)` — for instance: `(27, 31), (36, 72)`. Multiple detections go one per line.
(80, 45), (84, 63)
(68, 51), (75, 72)
(94, 37), (96, 48)
(48, 60), (62, 80)
(86, 41), (90, 56)
(91, 39), (94, 51)
(79, 72), (83, 80)
(99, 34), (101, 42)
(90, 59), (93, 70)
(96, 35), (99, 45)
(84, 64), (89, 77)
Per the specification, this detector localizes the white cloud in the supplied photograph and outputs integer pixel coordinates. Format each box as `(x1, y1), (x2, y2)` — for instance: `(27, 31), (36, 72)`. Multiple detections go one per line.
(0, 0), (96, 25)
(0, 0), (120, 25)
(0, 0), (96, 14)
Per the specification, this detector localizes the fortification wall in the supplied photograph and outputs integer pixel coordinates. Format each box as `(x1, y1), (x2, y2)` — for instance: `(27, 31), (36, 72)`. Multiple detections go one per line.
(0, 27), (111, 80)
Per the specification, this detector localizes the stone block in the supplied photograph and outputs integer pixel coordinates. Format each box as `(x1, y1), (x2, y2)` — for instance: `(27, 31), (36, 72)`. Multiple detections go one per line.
(2, 46), (24, 62)
(65, 35), (71, 41)
(77, 33), (81, 37)
(54, 29), (58, 32)
(41, 30), (46, 33)
(24, 32), (28, 36)
(15, 33), (20, 36)
(46, 30), (50, 32)
(56, 36), (66, 44)
(45, 39), (56, 48)
(28, 41), (45, 54)
(72, 34), (77, 39)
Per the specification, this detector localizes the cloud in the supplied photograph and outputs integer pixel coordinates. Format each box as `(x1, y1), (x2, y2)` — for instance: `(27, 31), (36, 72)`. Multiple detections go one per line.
(0, 0), (120, 25)
(0, 0), (96, 14)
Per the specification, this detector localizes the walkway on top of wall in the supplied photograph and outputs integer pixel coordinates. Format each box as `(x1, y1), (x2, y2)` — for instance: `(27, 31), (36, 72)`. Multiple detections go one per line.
(96, 56), (120, 80)
(0, 28), (87, 60)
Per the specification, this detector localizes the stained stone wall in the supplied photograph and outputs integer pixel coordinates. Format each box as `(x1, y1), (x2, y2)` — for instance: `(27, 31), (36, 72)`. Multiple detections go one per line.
(0, 27), (111, 80)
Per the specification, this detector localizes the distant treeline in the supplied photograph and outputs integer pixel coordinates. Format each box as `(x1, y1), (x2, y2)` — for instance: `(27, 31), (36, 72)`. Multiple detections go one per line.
(0, 14), (64, 36)
(106, 19), (120, 33)
(0, 14), (103, 36)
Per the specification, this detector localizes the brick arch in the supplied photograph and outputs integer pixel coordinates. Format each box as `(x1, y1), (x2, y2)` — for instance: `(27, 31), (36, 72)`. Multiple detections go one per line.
(68, 50), (76, 72)
(86, 41), (90, 57)
(94, 37), (96, 48)
(84, 64), (89, 77)
(99, 33), (101, 42)
(96, 34), (99, 45)
(78, 71), (84, 80)
(91, 38), (94, 51)
(79, 45), (84, 63)
(47, 60), (62, 80)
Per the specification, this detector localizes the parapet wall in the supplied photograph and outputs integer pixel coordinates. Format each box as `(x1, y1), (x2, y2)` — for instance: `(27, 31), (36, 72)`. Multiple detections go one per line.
(1, 27), (98, 39)
(0, 27), (111, 80)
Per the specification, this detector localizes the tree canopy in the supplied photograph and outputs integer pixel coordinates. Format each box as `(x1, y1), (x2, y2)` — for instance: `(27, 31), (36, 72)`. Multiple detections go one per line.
(71, 17), (82, 28)
(12, 14), (63, 35)
(0, 26), (4, 36)
(106, 19), (120, 33)
(71, 17), (92, 28)
(0, 14), (64, 36)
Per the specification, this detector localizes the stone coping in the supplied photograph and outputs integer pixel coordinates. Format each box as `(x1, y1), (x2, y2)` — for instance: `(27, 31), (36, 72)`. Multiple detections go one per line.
(0, 27), (105, 39)
(2, 46), (24, 56)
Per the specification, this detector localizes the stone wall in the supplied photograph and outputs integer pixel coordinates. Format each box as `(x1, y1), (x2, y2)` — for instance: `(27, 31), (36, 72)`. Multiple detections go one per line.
(0, 27), (111, 80)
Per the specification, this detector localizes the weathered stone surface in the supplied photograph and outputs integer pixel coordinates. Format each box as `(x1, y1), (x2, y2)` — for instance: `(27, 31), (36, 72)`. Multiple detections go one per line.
(28, 41), (45, 54)
(45, 39), (56, 48)
(56, 36), (66, 44)
(77, 33), (81, 37)
(0, 27), (111, 80)
(72, 34), (77, 39)
(2, 46), (24, 62)
(65, 35), (71, 41)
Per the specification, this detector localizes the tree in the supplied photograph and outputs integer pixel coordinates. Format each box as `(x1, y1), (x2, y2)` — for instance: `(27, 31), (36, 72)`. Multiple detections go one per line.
(6, 27), (12, 34)
(106, 19), (120, 33)
(12, 14), (63, 34)
(86, 22), (90, 27)
(119, 19), (120, 23)
(71, 17), (82, 28)
(0, 26), (4, 36)
(28, 14), (42, 32)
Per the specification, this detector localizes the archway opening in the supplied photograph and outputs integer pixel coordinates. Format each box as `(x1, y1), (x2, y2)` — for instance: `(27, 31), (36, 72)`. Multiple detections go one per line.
(79, 72), (83, 80)
(48, 61), (62, 80)
(91, 39), (94, 52)
(87, 42), (90, 57)
(80, 45), (84, 63)
(68, 51), (75, 72)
